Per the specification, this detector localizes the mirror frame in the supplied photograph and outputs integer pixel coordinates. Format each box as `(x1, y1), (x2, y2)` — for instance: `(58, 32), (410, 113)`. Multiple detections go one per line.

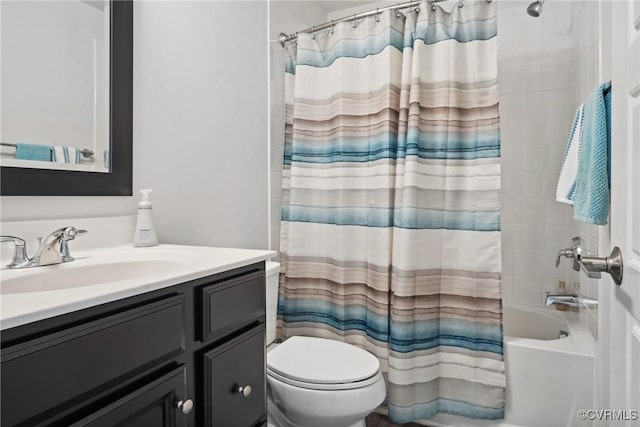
(0, 0), (132, 196)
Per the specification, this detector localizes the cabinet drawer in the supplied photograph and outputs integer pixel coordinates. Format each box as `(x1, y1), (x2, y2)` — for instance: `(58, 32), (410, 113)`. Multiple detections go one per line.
(1, 295), (185, 427)
(199, 270), (264, 342)
(203, 327), (265, 427)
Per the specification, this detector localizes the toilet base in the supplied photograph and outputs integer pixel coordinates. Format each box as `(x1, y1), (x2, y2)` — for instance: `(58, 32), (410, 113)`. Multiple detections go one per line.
(267, 393), (366, 427)
(267, 414), (365, 427)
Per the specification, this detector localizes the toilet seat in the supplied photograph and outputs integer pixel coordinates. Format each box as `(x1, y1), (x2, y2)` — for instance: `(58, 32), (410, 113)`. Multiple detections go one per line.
(267, 336), (381, 391)
(267, 367), (383, 391)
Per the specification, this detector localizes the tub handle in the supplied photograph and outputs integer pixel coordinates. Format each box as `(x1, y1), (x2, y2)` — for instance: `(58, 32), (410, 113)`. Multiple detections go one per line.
(556, 237), (624, 285)
(579, 247), (624, 286)
(556, 237), (583, 271)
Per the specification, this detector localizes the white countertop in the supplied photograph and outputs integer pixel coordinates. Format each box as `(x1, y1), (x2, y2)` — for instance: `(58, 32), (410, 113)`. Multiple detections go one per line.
(0, 244), (275, 330)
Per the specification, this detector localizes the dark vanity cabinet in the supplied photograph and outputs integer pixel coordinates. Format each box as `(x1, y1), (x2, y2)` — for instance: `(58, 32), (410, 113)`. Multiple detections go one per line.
(0, 263), (267, 427)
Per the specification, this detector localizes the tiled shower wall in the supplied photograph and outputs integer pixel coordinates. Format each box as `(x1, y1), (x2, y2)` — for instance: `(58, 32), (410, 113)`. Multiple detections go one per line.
(497, 0), (582, 306)
(268, 2), (329, 253)
(571, 0), (602, 340)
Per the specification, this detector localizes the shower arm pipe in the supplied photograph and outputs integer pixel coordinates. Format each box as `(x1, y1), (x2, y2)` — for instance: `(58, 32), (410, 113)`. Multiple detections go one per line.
(278, 0), (493, 47)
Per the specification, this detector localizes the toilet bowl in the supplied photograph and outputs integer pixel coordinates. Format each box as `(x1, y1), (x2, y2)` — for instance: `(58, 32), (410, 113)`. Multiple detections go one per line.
(265, 262), (387, 427)
(266, 336), (386, 427)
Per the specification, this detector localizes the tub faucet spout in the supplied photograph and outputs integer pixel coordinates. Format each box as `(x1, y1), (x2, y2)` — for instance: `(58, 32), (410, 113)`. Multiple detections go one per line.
(545, 293), (579, 308)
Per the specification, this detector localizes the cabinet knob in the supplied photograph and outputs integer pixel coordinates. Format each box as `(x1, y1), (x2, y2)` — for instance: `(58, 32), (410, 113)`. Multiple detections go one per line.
(176, 399), (194, 414)
(236, 385), (252, 398)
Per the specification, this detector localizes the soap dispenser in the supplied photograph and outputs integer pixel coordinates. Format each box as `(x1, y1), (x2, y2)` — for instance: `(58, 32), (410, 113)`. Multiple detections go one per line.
(133, 189), (158, 247)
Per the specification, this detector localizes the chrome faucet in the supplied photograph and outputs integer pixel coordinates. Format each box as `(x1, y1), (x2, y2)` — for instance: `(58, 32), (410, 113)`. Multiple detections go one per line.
(545, 293), (580, 308)
(0, 227), (86, 268)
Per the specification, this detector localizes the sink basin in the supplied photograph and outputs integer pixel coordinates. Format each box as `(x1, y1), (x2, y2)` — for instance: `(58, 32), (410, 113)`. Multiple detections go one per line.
(1, 260), (183, 294)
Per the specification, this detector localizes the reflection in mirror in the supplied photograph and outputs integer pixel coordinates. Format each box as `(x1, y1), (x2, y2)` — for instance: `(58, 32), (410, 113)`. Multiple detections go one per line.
(1, 0), (110, 173)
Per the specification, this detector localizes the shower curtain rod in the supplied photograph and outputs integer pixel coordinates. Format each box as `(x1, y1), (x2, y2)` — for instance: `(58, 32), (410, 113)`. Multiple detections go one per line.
(278, 0), (493, 47)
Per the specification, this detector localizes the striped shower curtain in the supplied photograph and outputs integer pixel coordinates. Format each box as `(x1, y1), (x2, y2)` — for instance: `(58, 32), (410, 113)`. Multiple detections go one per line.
(277, 0), (504, 422)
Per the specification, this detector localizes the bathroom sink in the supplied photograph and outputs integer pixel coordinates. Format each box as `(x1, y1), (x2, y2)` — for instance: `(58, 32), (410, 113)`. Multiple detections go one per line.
(0, 244), (275, 330)
(0, 245), (208, 295)
(1, 260), (184, 294)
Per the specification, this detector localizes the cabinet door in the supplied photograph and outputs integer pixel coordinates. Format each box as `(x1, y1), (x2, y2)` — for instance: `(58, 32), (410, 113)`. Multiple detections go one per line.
(203, 327), (265, 427)
(2, 294), (185, 427)
(70, 366), (188, 427)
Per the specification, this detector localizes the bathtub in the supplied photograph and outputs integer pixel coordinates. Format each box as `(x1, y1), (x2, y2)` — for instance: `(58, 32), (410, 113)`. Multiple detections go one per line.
(427, 303), (595, 427)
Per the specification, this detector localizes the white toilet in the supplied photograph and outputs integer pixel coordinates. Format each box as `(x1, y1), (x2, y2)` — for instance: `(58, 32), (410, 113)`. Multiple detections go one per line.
(265, 262), (387, 427)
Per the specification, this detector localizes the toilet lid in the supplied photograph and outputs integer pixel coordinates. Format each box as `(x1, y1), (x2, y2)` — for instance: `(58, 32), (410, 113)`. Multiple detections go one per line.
(267, 336), (380, 385)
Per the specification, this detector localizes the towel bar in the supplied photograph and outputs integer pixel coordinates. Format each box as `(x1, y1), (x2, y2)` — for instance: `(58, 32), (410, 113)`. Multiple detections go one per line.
(1, 142), (94, 158)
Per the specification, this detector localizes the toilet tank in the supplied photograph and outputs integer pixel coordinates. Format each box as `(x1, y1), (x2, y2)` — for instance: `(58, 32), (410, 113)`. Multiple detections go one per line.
(265, 261), (281, 345)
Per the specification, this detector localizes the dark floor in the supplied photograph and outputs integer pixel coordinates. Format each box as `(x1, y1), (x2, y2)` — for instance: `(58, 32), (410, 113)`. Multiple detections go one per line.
(365, 413), (427, 427)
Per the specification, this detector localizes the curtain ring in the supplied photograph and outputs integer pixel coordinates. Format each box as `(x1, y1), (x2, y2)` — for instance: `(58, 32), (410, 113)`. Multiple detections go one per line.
(396, 3), (403, 18)
(311, 25), (316, 40)
(458, 0), (464, 8)
(329, 20), (334, 35)
(352, 14), (358, 28)
(431, 1), (437, 11)
(415, 7), (420, 13)
(375, 8), (381, 22)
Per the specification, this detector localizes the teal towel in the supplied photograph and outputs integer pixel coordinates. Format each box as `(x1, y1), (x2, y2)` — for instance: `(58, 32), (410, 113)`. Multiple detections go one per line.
(573, 82), (611, 225)
(15, 143), (53, 162)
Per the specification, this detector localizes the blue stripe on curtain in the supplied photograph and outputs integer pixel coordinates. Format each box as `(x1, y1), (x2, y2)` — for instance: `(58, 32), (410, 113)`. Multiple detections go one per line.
(285, 133), (501, 164)
(297, 28), (405, 68)
(292, 131), (500, 151)
(408, 16), (498, 46)
(280, 301), (503, 353)
(282, 206), (500, 231)
(295, 17), (498, 70)
(390, 400), (505, 423)
(278, 297), (390, 342)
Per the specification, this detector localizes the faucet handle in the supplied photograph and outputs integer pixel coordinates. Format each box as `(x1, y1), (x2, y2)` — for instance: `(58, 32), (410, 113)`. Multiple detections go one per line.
(0, 236), (30, 268)
(556, 237), (584, 271)
(0, 235), (25, 245)
(60, 229), (87, 262)
(62, 227), (87, 240)
(556, 248), (574, 268)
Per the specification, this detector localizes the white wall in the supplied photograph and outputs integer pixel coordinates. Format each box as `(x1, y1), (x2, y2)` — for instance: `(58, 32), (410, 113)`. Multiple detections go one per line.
(2, 1), (269, 251)
(325, 0), (395, 20)
(134, 0), (268, 249)
(0, 195), (136, 222)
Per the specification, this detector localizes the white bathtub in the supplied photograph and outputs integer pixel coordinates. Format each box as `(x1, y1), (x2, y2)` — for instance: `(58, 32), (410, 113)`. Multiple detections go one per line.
(427, 304), (595, 427)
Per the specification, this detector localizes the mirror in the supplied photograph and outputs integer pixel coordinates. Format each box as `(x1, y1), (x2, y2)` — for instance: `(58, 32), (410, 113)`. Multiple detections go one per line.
(0, 0), (132, 196)
(1, 0), (109, 173)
